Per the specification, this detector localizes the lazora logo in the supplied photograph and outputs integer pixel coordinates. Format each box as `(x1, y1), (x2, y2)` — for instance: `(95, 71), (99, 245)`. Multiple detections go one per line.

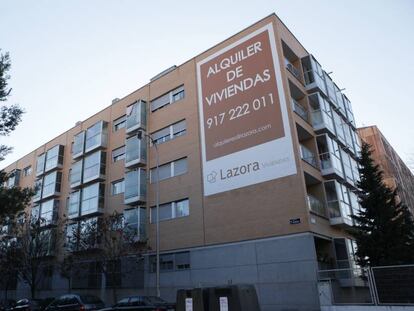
(207, 171), (218, 183)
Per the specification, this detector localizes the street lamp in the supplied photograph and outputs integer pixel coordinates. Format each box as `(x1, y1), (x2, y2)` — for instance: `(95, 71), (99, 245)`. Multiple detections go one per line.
(137, 129), (160, 297)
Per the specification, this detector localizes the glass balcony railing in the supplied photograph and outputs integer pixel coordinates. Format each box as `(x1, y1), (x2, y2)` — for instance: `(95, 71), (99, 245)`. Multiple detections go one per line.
(319, 152), (343, 178)
(307, 194), (326, 216)
(300, 145), (318, 168)
(291, 99), (308, 121)
(125, 136), (147, 168)
(328, 200), (353, 227)
(285, 58), (301, 80)
(126, 100), (147, 134)
(124, 169), (146, 205)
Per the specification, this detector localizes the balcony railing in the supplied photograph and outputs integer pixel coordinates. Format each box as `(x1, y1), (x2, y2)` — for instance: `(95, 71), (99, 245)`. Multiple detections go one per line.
(300, 145), (318, 168)
(307, 194), (326, 216)
(285, 58), (301, 80)
(319, 152), (343, 178)
(291, 99), (308, 121)
(328, 200), (353, 227)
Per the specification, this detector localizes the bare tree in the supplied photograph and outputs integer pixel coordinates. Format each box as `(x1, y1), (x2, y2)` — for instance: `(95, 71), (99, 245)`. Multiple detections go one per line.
(14, 214), (61, 299)
(0, 222), (19, 300)
(68, 212), (147, 302)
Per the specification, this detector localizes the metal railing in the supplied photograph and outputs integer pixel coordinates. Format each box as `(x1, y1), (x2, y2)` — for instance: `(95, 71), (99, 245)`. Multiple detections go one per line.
(291, 99), (309, 121)
(318, 264), (414, 306)
(306, 194), (326, 216)
(300, 144), (318, 168)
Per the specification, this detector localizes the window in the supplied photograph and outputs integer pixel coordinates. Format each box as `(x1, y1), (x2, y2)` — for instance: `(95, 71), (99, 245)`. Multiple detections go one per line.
(112, 146), (125, 162)
(152, 120), (186, 145)
(36, 153), (46, 176)
(68, 191), (81, 219)
(70, 160), (83, 187)
(124, 169), (146, 204)
(23, 166), (32, 177)
(111, 179), (124, 195)
(150, 85), (185, 112)
(150, 158), (187, 183)
(126, 100), (146, 133)
(66, 223), (78, 251)
(85, 121), (107, 152)
(81, 183), (104, 216)
(72, 132), (85, 157)
(124, 207), (146, 240)
(83, 151), (106, 183)
(113, 115), (126, 131)
(33, 178), (43, 202)
(40, 199), (57, 225)
(150, 198), (189, 223)
(125, 136), (146, 166)
(42, 171), (62, 198)
(149, 251), (190, 272)
(45, 145), (64, 172)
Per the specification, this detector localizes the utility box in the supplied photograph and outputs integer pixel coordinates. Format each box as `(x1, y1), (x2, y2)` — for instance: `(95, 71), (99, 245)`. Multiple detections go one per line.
(176, 284), (260, 311)
(176, 288), (209, 311)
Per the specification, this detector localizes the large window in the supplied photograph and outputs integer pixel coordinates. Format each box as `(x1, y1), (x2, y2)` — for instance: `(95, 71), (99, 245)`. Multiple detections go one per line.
(124, 207), (146, 241)
(85, 121), (107, 152)
(150, 198), (189, 223)
(126, 100), (146, 134)
(124, 169), (146, 204)
(36, 153), (46, 176)
(70, 159), (83, 187)
(152, 120), (186, 145)
(83, 151), (106, 183)
(45, 145), (64, 172)
(125, 136), (146, 167)
(23, 166), (32, 177)
(150, 158), (187, 183)
(40, 199), (58, 225)
(72, 131), (85, 158)
(68, 191), (81, 219)
(42, 171), (62, 199)
(150, 85), (185, 112)
(81, 183), (104, 216)
(149, 251), (190, 273)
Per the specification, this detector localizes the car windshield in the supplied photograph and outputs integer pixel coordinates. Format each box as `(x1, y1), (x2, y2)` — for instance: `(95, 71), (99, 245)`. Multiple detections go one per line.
(145, 297), (166, 304)
(80, 296), (102, 304)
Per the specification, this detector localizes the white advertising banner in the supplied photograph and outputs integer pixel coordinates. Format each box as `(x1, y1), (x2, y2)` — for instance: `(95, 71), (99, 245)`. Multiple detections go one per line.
(196, 23), (297, 196)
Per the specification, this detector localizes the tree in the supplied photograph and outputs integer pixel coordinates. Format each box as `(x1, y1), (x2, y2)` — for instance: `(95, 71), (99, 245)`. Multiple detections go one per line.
(0, 49), (33, 220)
(352, 142), (414, 267)
(0, 224), (19, 300)
(14, 214), (59, 299)
(68, 212), (147, 302)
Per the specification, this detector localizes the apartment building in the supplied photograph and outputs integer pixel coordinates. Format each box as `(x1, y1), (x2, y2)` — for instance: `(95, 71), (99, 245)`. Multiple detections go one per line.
(358, 125), (414, 214)
(1, 14), (362, 311)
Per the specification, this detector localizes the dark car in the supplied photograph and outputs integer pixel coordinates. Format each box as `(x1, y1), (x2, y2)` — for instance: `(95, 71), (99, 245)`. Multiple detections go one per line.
(11, 299), (41, 311)
(99, 296), (175, 311)
(45, 295), (104, 311)
(0, 299), (16, 311)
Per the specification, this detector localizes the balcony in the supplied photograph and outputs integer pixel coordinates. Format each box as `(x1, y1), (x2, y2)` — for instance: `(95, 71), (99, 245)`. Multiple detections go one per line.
(301, 55), (328, 96)
(291, 99), (309, 121)
(68, 190), (81, 219)
(300, 144), (318, 168)
(83, 151), (106, 184)
(125, 135), (147, 168)
(317, 134), (344, 179)
(72, 131), (85, 159)
(38, 199), (59, 227)
(44, 145), (64, 173)
(41, 171), (62, 200)
(124, 168), (146, 205)
(70, 159), (83, 188)
(308, 93), (335, 135)
(325, 181), (354, 228)
(307, 194), (326, 216)
(285, 58), (301, 81)
(36, 153), (46, 177)
(80, 183), (105, 217)
(84, 121), (108, 154)
(124, 207), (147, 242)
(126, 100), (146, 135)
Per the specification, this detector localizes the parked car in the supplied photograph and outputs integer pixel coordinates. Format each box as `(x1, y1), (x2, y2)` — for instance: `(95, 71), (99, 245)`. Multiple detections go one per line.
(11, 299), (42, 311)
(45, 295), (104, 311)
(0, 299), (16, 311)
(99, 296), (175, 311)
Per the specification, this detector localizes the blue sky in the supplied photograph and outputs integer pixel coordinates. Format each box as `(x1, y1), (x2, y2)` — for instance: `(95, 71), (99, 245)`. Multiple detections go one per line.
(1, 0), (413, 169)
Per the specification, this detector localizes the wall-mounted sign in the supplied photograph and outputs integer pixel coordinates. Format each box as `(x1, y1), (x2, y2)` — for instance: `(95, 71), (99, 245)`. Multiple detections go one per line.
(185, 298), (193, 311)
(219, 297), (229, 311)
(289, 218), (301, 225)
(197, 23), (297, 196)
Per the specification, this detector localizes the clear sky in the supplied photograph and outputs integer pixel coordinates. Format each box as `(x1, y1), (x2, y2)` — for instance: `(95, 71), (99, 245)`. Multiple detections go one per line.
(1, 0), (413, 169)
